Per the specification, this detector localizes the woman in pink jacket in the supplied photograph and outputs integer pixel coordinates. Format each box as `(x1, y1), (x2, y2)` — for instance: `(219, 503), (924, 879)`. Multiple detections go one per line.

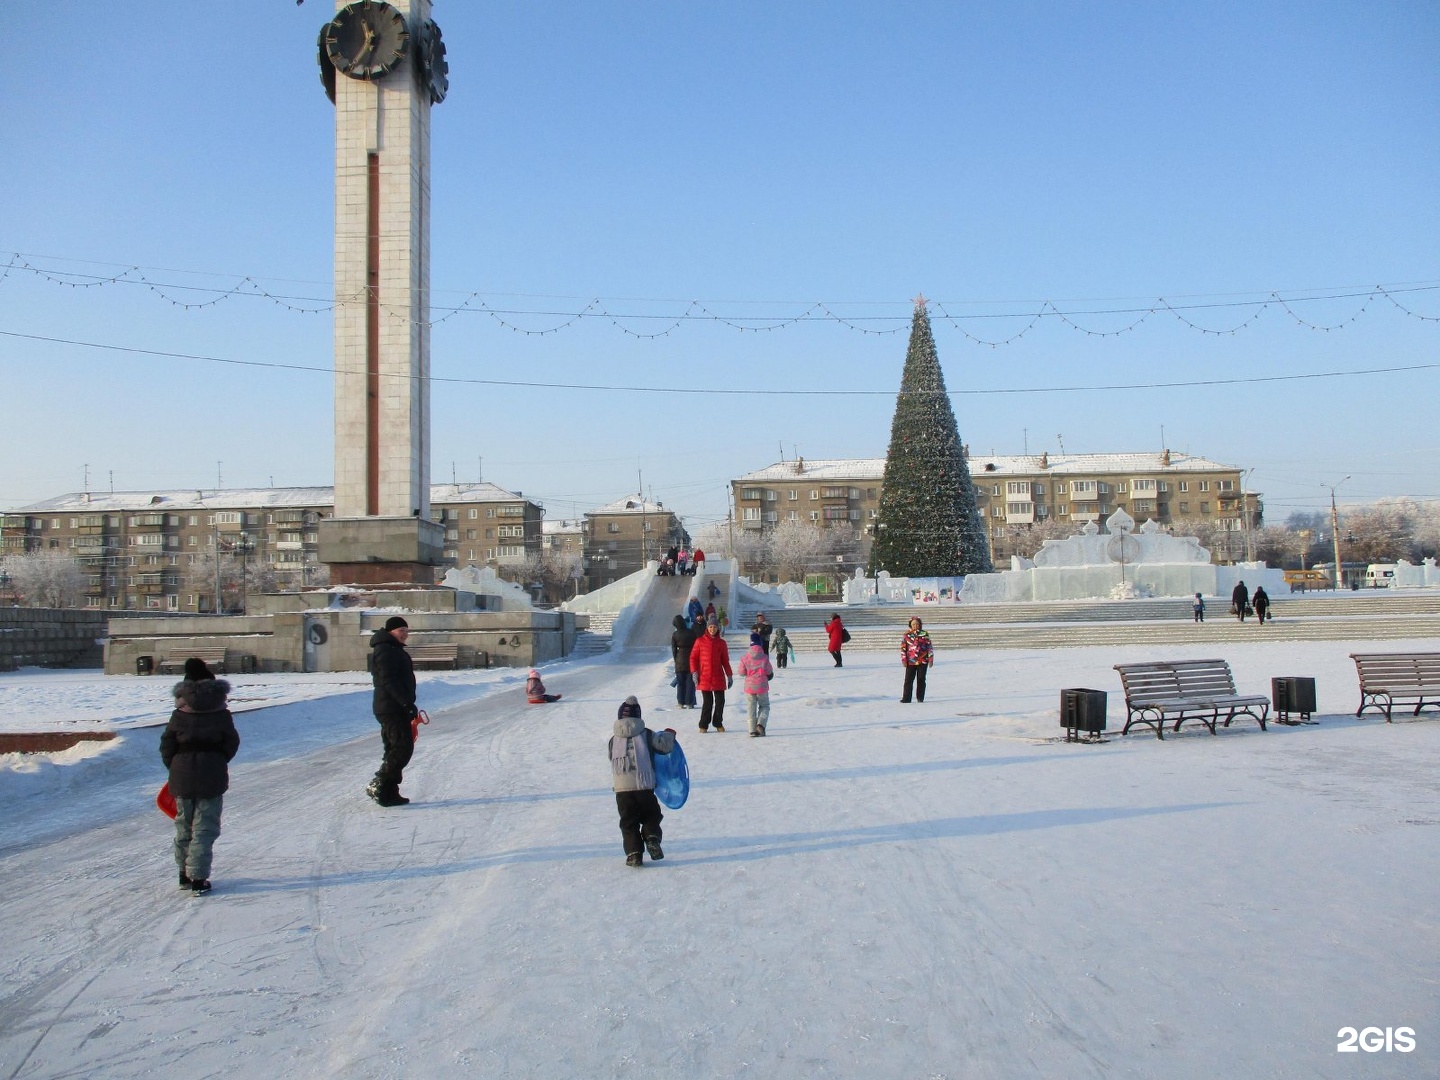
(689, 616), (733, 732)
(736, 632), (775, 736)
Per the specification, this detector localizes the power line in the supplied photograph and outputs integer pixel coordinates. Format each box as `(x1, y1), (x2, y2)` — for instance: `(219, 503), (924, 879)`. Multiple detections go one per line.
(4, 328), (1437, 398)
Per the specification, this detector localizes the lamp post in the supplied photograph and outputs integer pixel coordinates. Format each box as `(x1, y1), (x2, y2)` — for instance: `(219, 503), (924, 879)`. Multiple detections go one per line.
(1326, 475), (1350, 590)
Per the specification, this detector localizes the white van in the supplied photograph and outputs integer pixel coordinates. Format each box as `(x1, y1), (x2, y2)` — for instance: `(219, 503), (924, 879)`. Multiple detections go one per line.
(1365, 564), (1397, 588)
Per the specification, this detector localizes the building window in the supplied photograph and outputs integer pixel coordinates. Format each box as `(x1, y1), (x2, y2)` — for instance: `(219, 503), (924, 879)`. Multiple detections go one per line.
(810, 490), (820, 500)
(1132, 500), (1155, 513)
(741, 488), (764, 501)
(1055, 483), (1067, 494)
(991, 506), (1004, 518)
(1132, 479), (1157, 493)
(468, 508), (478, 519)
(1179, 482), (1189, 492)
(810, 511), (819, 521)
(788, 490), (798, 501)
(1179, 502), (1189, 513)
(1200, 502), (1210, 514)
(743, 507), (761, 521)
(1006, 481), (1030, 496)
(788, 510), (798, 522)
(1218, 479), (1234, 491)
(1199, 481), (1210, 492)
(1071, 481), (1096, 494)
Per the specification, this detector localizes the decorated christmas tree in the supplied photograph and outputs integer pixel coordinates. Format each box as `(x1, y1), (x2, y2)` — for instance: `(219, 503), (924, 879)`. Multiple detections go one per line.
(869, 297), (992, 577)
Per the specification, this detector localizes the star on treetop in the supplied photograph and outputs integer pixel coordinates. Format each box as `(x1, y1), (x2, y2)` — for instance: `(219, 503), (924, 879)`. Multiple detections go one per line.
(912, 292), (928, 309)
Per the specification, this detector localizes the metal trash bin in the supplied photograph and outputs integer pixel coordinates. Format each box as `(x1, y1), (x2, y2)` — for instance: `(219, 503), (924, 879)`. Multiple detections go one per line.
(1061, 689), (1107, 741)
(136, 655), (154, 676)
(1272, 676), (1317, 724)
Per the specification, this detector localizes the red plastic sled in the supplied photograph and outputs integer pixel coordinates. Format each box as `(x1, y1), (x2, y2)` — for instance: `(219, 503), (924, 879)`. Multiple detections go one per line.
(156, 781), (178, 819)
(411, 709), (430, 741)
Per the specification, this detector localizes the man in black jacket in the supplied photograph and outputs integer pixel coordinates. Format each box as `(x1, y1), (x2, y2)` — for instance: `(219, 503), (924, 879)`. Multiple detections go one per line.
(367, 616), (418, 806)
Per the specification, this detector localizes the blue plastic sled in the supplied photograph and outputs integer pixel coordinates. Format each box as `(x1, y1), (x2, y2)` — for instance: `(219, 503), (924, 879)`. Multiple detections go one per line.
(653, 738), (689, 810)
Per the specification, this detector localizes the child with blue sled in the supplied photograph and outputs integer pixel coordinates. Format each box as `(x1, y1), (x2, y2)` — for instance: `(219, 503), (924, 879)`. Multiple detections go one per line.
(609, 696), (677, 867)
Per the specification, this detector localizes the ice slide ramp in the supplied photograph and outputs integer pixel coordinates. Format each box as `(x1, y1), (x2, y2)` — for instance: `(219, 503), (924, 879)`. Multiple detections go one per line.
(619, 573), (694, 649)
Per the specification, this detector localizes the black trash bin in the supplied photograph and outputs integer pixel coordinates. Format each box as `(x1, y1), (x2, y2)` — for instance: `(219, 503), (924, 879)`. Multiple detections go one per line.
(136, 655), (154, 676)
(1272, 676), (1317, 724)
(1061, 689), (1107, 741)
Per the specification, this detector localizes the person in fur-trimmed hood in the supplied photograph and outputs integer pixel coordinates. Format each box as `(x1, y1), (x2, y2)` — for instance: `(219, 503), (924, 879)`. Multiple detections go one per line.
(737, 632), (774, 736)
(609, 696), (676, 866)
(160, 678), (240, 895)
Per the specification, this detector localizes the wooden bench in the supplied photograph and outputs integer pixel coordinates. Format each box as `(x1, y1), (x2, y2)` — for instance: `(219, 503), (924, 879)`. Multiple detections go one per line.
(1350, 652), (1440, 722)
(156, 646), (228, 676)
(408, 643), (460, 670)
(1114, 659), (1270, 739)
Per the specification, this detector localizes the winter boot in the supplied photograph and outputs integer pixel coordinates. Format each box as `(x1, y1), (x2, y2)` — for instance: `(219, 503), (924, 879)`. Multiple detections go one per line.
(190, 879), (212, 895)
(179, 872), (192, 888)
(645, 836), (664, 861)
(376, 791), (410, 807)
(713, 721), (725, 733)
(365, 777), (382, 802)
(626, 852), (643, 867)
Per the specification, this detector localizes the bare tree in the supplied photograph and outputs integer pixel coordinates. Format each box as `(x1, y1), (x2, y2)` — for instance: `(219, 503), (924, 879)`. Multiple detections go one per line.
(1253, 525), (1302, 568)
(768, 520), (827, 581)
(1, 551), (89, 608)
(1004, 518), (1075, 560)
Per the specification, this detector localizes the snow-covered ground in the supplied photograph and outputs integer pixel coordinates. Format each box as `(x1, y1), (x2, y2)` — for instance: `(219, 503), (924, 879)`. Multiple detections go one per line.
(2, 638), (1437, 1079)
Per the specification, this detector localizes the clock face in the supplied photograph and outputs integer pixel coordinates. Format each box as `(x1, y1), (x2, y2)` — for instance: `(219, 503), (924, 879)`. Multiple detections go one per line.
(324, 1), (410, 81)
(415, 20), (449, 105)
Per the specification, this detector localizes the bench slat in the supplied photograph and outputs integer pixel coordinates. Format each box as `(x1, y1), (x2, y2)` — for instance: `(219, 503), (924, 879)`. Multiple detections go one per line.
(1350, 652), (1440, 722)
(1115, 658), (1268, 740)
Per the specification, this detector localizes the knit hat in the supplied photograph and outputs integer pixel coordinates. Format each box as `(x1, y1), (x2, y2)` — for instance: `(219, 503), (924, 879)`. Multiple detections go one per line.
(182, 657), (215, 682)
(528, 669), (540, 679)
(383, 616), (409, 632)
(750, 632), (764, 646)
(617, 695), (642, 720)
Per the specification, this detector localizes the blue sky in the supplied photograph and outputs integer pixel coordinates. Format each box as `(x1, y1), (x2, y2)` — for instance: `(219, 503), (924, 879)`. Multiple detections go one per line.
(2, 2), (1436, 530)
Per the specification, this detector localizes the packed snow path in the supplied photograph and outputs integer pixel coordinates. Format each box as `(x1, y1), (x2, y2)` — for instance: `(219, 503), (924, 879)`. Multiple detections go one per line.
(1, 643), (1437, 1078)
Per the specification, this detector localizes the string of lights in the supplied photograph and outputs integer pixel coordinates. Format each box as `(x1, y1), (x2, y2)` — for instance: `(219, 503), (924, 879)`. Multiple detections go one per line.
(4, 252), (1437, 339)
(4, 327), (1437, 399)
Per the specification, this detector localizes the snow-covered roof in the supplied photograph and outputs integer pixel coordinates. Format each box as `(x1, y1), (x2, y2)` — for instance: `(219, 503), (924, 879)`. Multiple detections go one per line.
(542, 518), (583, 535)
(589, 494), (670, 516)
(735, 452), (1237, 483)
(17, 482), (532, 514)
(965, 451), (1239, 475)
(735, 459), (887, 483)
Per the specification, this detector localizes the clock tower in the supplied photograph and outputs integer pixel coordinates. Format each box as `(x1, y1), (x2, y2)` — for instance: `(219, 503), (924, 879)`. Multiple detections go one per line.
(315, 0), (449, 585)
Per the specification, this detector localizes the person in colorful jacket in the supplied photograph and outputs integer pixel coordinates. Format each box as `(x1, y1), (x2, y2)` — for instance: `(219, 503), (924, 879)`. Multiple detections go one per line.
(900, 616), (934, 703)
(736, 632), (775, 736)
(689, 615), (733, 732)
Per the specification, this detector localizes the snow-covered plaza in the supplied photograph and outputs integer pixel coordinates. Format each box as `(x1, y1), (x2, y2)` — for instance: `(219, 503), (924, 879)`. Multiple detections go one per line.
(2, 637), (1436, 1078)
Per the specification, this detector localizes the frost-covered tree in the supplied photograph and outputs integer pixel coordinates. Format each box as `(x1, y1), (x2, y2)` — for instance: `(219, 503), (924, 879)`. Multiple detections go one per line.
(869, 298), (990, 576)
(1004, 518), (1076, 560)
(1, 551), (88, 608)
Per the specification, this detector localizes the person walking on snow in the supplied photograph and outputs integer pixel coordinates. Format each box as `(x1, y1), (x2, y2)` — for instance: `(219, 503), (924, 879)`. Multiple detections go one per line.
(690, 615), (733, 732)
(900, 616), (934, 703)
(750, 612), (774, 655)
(825, 613), (847, 667)
(1253, 586), (1271, 625)
(609, 696), (676, 866)
(160, 677), (240, 895)
(686, 596), (705, 628)
(1193, 593), (1205, 622)
(737, 632), (775, 736)
(1231, 580), (1250, 622)
(367, 615), (419, 807)
(772, 626), (795, 669)
(671, 614), (698, 709)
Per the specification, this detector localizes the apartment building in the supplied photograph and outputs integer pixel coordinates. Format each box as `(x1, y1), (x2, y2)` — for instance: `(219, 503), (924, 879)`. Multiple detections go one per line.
(730, 450), (1259, 568)
(582, 495), (686, 590)
(5, 483), (543, 612)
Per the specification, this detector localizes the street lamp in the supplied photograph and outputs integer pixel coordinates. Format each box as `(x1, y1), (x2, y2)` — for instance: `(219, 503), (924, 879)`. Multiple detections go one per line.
(1326, 475), (1350, 590)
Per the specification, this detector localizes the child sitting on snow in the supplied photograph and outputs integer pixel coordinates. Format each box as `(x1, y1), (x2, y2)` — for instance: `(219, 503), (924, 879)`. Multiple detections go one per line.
(737, 633), (775, 736)
(526, 669), (562, 704)
(609, 696), (676, 866)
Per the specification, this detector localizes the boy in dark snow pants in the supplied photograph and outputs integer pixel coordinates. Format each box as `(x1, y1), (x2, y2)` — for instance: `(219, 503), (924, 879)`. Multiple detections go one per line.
(609, 696), (676, 866)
